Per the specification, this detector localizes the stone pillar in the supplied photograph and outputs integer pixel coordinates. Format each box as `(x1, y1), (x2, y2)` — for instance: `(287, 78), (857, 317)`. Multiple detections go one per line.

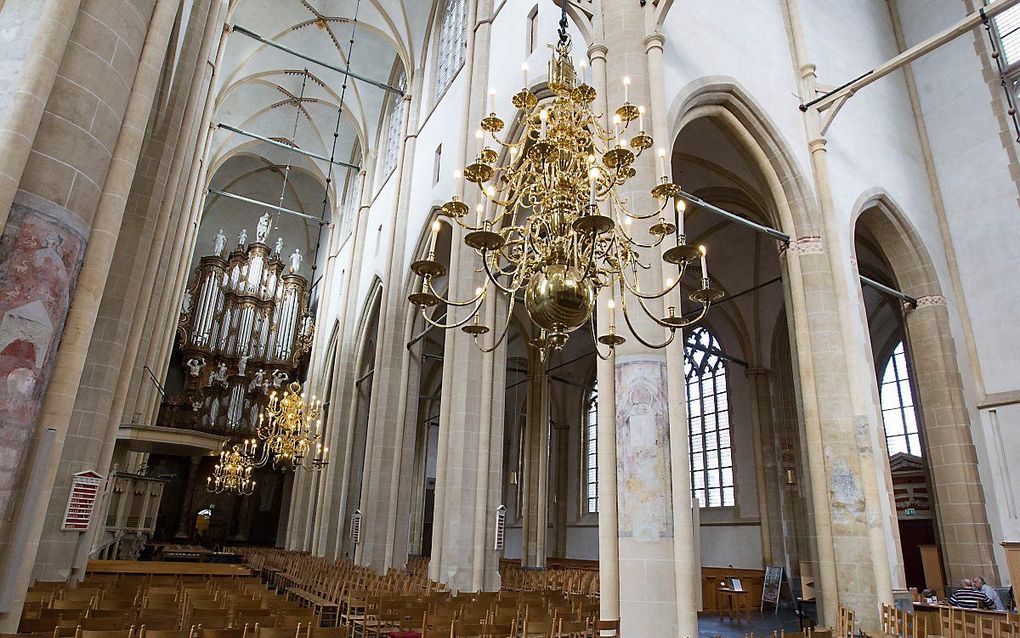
(175, 457), (203, 540)
(356, 71), (423, 573)
(0, 0), (175, 627)
(782, 0), (898, 627)
(521, 358), (550, 568)
(28, 0), (182, 584)
(588, 38), (622, 624)
(644, 29), (700, 638)
(746, 367), (775, 565)
(0, 0), (83, 234)
(318, 167), (376, 559)
(429, 0), (504, 593)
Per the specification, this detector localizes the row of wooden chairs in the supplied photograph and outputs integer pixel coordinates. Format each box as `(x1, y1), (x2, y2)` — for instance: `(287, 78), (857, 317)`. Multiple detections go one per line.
(879, 604), (1019, 638)
(3, 625), (344, 638)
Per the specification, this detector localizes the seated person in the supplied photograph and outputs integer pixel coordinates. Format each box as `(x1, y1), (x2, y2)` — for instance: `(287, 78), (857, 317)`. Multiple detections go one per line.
(949, 578), (994, 609)
(974, 576), (1006, 611)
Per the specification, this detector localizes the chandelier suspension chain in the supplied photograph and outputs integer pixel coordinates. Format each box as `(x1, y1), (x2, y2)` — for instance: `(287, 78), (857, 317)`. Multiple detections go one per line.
(310, 0), (364, 291)
(272, 71), (310, 233)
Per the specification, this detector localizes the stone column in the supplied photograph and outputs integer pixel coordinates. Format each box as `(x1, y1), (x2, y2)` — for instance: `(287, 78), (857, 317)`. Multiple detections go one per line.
(356, 71), (422, 573)
(429, 0), (504, 593)
(521, 359), (550, 568)
(782, 0), (898, 627)
(0, 0), (83, 234)
(28, 0), (182, 584)
(644, 29), (700, 638)
(175, 457), (203, 540)
(588, 38), (622, 624)
(0, 0), (175, 626)
(746, 367), (775, 565)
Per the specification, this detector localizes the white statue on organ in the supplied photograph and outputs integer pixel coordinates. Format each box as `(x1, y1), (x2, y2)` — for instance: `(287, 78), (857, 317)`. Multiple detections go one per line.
(213, 229), (227, 256)
(256, 212), (271, 243)
(213, 362), (229, 385)
(238, 354), (249, 376)
(181, 290), (192, 314)
(238, 228), (248, 247)
(273, 237), (284, 256)
(289, 248), (302, 273)
(186, 357), (205, 377)
(249, 368), (265, 391)
(272, 370), (289, 388)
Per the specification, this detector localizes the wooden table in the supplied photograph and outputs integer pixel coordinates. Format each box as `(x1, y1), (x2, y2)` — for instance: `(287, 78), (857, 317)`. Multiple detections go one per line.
(86, 560), (251, 576)
(718, 587), (752, 623)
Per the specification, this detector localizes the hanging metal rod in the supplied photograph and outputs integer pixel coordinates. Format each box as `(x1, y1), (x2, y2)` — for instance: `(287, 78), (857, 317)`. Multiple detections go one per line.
(678, 190), (791, 243)
(799, 0), (1020, 113)
(355, 369), (374, 386)
(860, 275), (917, 308)
(207, 188), (329, 225)
(231, 25), (405, 95)
(407, 312), (447, 349)
(217, 123), (360, 170)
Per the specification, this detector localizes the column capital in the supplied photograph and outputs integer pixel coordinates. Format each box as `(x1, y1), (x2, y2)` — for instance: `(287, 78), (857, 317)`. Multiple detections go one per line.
(587, 42), (609, 60)
(913, 294), (947, 308)
(808, 137), (827, 152)
(643, 32), (666, 53)
(780, 235), (825, 256)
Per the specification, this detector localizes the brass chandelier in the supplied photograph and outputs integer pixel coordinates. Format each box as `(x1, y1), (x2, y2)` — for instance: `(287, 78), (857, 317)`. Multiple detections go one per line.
(207, 440), (257, 495)
(253, 381), (328, 471)
(408, 19), (722, 359)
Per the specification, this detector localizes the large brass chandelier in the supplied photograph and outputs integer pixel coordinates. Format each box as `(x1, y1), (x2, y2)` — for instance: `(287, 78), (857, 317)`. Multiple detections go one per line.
(408, 18), (722, 358)
(253, 381), (328, 471)
(207, 440), (257, 495)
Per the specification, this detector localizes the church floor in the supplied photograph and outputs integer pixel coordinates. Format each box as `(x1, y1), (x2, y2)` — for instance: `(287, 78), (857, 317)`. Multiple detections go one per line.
(698, 608), (802, 638)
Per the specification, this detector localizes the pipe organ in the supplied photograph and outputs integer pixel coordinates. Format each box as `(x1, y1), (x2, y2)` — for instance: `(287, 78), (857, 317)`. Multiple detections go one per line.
(163, 232), (314, 433)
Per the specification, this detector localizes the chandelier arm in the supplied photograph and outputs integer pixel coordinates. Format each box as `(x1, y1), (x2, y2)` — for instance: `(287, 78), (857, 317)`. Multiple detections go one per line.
(613, 250), (688, 300)
(481, 250), (523, 295)
(419, 301), (483, 330)
(425, 279), (485, 307)
(618, 288), (678, 349)
(610, 188), (671, 221)
(588, 317), (616, 361)
(474, 295), (516, 354)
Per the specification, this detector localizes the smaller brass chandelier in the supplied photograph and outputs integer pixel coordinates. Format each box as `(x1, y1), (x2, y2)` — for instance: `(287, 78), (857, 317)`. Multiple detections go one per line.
(206, 440), (257, 495)
(253, 381), (328, 471)
(407, 12), (723, 360)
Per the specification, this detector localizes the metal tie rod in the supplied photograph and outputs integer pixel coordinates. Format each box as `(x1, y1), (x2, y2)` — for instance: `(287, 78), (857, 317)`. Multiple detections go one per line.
(860, 275), (917, 308)
(231, 25), (405, 96)
(678, 189), (792, 243)
(207, 188), (330, 225)
(217, 123), (360, 170)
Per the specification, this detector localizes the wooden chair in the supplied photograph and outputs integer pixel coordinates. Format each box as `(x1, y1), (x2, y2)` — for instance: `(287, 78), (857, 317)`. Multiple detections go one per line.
(32, 582), (68, 593)
(305, 627), (347, 638)
(2, 631), (59, 638)
(590, 620), (618, 638)
(187, 615), (229, 631)
(275, 612), (317, 629)
(19, 618), (60, 634)
(250, 625), (301, 638)
(196, 627), (248, 638)
(137, 628), (194, 638)
(79, 618), (134, 632)
(73, 628), (135, 638)
(135, 619), (180, 632)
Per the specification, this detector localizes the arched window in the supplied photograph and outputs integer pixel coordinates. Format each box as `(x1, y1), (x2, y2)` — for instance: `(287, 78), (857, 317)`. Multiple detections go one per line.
(584, 381), (598, 513)
(434, 0), (467, 98)
(382, 73), (407, 176)
(685, 327), (734, 507)
(880, 341), (922, 456)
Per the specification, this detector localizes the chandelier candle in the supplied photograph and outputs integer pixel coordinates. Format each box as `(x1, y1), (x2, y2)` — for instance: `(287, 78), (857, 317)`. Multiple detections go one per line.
(408, 32), (723, 358)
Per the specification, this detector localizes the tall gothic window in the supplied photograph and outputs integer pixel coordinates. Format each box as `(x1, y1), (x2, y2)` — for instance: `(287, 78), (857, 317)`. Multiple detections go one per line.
(994, 6), (1020, 103)
(584, 381), (598, 513)
(879, 341), (922, 457)
(435, 0), (467, 98)
(685, 327), (734, 508)
(382, 73), (407, 176)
